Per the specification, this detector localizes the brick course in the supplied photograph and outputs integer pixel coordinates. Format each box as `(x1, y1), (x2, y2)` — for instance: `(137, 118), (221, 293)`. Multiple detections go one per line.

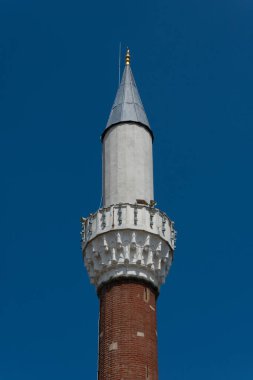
(98, 278), (159, 380)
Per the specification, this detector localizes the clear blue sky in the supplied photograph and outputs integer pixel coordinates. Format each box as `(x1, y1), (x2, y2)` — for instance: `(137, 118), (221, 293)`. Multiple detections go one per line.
(1, 0), (252, 379)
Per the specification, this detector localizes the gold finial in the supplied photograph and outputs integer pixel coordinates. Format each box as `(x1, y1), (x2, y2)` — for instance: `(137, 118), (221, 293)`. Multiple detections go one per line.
(125, 48), (130, 65)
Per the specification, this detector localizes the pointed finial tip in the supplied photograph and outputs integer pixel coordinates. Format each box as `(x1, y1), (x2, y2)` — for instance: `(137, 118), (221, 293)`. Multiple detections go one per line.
(125, 48), (130, 65)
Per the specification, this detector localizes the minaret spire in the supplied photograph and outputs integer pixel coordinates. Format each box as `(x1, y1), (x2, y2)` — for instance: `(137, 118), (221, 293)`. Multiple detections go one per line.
(102, 48), (153, 141)
(81, 49), (176, 380)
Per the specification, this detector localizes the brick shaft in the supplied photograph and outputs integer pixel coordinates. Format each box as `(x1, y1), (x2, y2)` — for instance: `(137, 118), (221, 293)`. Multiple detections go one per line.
(98, 279), (159, 380)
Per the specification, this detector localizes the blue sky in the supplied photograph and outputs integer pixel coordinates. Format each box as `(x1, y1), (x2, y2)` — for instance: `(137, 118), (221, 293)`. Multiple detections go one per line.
(0, 0), (253, 379)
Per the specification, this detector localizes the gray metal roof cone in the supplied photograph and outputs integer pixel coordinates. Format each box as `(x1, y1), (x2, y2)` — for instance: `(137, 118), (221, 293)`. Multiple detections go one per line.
(102, 57), (153, 140)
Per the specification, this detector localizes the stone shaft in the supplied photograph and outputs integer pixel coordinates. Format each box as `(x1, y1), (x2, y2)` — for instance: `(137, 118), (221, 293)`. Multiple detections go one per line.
(103, 123), (154, 207)
(98, 279), (158, 380)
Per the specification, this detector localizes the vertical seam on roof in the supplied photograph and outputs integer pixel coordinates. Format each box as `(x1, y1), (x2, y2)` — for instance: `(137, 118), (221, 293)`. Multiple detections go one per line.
(129, 68), (139, 123)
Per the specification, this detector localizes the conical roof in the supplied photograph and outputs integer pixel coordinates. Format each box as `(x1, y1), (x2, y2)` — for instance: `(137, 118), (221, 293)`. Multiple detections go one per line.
(102, 54), (153, 140)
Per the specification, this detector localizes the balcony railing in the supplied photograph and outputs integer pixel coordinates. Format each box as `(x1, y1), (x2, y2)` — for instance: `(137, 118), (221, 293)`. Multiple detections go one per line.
(81, 203), (176, 250)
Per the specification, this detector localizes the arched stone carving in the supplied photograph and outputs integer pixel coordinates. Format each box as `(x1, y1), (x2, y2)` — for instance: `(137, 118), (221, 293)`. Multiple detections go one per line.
(83, 229), (173, 289)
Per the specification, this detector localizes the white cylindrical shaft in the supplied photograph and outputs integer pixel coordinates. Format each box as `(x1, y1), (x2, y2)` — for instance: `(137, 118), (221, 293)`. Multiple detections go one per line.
(103, 123), (154, 207)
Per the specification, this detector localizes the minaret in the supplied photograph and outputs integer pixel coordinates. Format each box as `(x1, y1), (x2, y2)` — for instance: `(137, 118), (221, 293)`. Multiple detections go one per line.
(81, 49), (176, 380)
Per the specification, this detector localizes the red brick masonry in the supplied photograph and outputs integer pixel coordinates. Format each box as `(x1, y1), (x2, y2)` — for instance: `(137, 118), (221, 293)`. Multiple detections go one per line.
(98, 278), (159, 380)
